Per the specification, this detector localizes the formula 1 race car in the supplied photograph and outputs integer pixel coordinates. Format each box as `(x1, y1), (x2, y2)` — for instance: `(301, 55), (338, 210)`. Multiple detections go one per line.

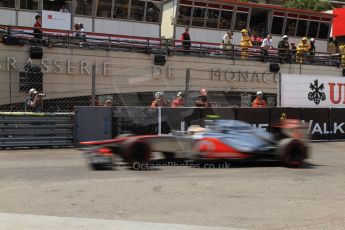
(80, 119), (309, 170)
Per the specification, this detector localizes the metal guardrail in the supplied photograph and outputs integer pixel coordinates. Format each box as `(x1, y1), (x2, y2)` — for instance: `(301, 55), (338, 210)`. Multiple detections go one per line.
(0, 112), (74, 148)
(0, 25), (341, 67)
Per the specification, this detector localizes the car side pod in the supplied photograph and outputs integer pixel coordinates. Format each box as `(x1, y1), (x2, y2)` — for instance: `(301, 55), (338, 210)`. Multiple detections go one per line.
(277, 138), (308, 167)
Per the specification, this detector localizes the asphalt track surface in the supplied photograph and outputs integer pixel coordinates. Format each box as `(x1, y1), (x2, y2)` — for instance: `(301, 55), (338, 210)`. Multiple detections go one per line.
(0, 142), (345, 230)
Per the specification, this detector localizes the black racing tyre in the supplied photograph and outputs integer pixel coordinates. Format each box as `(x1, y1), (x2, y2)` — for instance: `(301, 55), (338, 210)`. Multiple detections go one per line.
(124, 140), (152, 170)
(278, 138), (308, 167)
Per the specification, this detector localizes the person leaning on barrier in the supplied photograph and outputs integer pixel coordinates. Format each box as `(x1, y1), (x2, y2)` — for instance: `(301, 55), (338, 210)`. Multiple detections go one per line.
(195, 88), (211, 108)
(240, 29), (252, 60)
(278, 35), (290, 64)
(33, 15), (42, 39)
(180, 26), (191, 52)
(309, 38), (316, 62)
(261, 34), (273, 62)
(296, 37), (310, 64)
(25, 88), (45, 112)
(252, 91), (267, 108)
(220, 31), (233, 51)
(339, 44), (345, 67)
(151, 92), (168, 108)
(172, 92), (185, 108)
(73, 23), (80, 38)
(79, 23), (86, 40)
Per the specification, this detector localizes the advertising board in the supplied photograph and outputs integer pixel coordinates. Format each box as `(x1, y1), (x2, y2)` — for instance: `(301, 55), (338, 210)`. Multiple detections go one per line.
(42, 10), (71, 31)
(281, 74), (345, 108)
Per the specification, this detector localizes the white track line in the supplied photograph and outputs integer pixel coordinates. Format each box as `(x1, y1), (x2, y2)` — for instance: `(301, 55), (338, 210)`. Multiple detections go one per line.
(0, 213), (245, 230)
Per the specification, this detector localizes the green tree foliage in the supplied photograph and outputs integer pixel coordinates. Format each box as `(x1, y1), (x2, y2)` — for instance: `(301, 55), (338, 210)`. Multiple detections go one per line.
(284, 0), (333, 12)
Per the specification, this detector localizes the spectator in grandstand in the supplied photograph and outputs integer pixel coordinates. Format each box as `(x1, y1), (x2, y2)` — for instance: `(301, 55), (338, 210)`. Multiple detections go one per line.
(278, 35), (290, 64)
(25, 88), (44, 112)
(220, 31), (233, 51)
(290, 42), (297, 62)
(219, 18), (225, 29)
(104, 99), (113, 107)
(33, 15), (42, 39)
(251, 34), (258, 47)
(59, 5), (69, 13)
(296, 37), (310, 64)
(151, 92), (168, 108)
(240, 29), (252, 60)
(261, 34), (273, 62)
(171, 92), (185, 108)
(309, 38), (316, 62)
(79, 23), (86, 40)
(252, 91), (267, 108)
(73, 23), (80, 38)
(195, 88), (211, 108)
(180, 26), (191, 52)
(339, 44), (345, 67)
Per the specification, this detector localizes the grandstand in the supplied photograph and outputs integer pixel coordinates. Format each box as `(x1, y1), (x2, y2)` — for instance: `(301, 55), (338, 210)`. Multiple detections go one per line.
(0, 0), (341, 111)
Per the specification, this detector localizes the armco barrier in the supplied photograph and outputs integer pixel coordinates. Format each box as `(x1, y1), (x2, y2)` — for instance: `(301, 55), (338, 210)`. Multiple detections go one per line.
(74, 107), (345, 142)
(0, 112), (74, 147)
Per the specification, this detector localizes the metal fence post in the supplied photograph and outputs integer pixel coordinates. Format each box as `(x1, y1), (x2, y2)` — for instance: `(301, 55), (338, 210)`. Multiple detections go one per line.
(277, 73), (281, 107)
(9, 64), (12, 110)
(158, 107), (162, 135)
(185, 68), (191, 106)
(91, 64), (96, 106)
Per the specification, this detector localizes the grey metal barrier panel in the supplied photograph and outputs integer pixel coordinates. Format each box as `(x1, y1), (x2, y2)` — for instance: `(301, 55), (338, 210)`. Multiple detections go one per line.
(0, 112), (74, 148)
(161, 107), (202, 133)
(199, 108), (237, 127)
(74, 106), (112, 144)
(329, 108), (345, 141)
(236, 108), (271, 131)
(112, 106), (158, 136)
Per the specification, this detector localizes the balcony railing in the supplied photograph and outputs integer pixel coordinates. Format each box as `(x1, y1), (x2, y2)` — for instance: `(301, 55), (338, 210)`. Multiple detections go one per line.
(0, 25), (341, 67)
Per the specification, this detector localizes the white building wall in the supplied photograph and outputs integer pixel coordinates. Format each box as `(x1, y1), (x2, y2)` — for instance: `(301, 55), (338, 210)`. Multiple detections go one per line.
(94, 19), (159, 37)
(0, 9), (16, 26)
(18, 11), (38, 27)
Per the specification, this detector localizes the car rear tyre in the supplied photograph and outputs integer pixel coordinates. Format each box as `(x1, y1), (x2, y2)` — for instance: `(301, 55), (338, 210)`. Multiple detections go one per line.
(278, 138), (308, 167)
(125, 140), (152, 170)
